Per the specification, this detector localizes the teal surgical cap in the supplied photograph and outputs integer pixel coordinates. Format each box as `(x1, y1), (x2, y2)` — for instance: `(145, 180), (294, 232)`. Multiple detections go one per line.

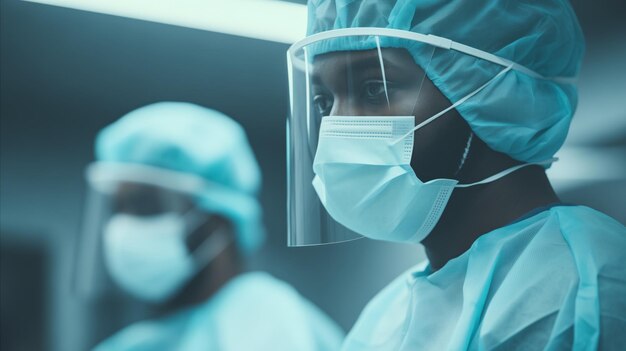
(307, 0), (585, 162)
(96, 102), (264, 254)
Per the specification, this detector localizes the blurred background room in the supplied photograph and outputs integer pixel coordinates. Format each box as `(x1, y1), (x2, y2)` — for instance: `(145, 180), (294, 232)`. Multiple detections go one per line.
(1, 0), (624, 350)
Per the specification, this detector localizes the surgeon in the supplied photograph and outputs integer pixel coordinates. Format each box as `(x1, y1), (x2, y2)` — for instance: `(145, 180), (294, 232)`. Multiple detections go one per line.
(286, 0), (626, 350)
(81, 102), (343, 350)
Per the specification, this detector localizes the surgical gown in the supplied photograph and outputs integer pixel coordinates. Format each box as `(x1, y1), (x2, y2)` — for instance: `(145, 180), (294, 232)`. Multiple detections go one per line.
(95, 272), (344, 351)
(341, 205), (625, 351)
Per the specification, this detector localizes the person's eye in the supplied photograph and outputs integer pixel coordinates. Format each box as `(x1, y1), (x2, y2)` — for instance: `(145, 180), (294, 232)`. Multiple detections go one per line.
(362, 80), (389, 103)
(313, 94), (333, 117)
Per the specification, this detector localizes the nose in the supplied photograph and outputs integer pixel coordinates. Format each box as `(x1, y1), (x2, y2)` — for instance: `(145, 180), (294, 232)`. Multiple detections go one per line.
(330, 98), (365, 116)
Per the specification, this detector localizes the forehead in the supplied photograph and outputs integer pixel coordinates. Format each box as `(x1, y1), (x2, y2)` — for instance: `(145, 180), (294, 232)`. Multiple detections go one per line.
(311, 48), (419, 76)
(116, 182), (167, 196)
(114, 182), (192, 203)
(112, 182), (196, 214)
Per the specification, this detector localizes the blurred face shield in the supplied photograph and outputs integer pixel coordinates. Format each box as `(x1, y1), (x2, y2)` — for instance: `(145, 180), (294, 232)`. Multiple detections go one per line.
(74, 162), (232, 303)
(286, 28), (548, 247)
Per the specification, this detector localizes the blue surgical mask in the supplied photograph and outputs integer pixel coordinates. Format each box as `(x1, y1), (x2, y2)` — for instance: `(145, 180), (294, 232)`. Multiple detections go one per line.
(312, 67), (554, 244)
(103, 210), (231, 303)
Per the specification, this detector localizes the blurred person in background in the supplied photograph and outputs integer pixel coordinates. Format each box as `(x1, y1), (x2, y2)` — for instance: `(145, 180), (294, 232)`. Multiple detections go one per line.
(77, 102), (343, 350)
(286, 0), (626, 350)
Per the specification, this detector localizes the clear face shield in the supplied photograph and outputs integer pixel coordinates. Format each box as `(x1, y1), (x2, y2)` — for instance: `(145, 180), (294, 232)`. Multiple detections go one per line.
(287, 30), (441, 246)
(74, 162), (232, 303)
(287, 29), (558, 247)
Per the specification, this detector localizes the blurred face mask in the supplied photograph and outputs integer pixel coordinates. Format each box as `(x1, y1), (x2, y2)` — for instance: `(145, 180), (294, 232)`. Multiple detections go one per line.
(312, 65), (553, 244)
(103, 209), (232, 303)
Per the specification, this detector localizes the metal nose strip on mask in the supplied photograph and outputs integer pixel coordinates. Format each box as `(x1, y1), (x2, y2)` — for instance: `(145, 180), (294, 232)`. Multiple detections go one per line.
(321, 121), (393, 137)
(390, 64), (514, 145)
(320, 116), (415, 139)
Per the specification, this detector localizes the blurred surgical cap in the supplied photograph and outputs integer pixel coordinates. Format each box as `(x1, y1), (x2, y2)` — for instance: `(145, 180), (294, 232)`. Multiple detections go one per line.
(307, 0), (585, 162)
(96, 102), (264, 253)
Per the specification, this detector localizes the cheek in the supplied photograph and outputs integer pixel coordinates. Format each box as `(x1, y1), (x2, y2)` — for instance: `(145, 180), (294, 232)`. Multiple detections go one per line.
(330, 96), (364, 116)
(412, 84), (451, 123)
(390, 92), (421, 116)
(406, 77), (471, 180)
(410, 111), (471, 181)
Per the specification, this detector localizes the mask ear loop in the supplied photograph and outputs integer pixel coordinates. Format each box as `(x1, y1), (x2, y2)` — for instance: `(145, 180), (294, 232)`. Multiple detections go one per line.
(390, 64), (514, 146)
(374, 36), (391, 109)
(182, 210), (234, 274)
(189, 225), (233, 271)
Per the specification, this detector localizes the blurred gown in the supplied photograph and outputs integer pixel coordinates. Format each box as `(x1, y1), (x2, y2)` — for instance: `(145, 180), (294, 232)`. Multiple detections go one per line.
(341, 205), (626, 351)
(95, 272), (344, 351)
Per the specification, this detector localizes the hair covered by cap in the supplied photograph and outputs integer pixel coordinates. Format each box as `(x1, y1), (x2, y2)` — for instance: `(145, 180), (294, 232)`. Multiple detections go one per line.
(96, 101), (264, 254)
(307, 0), (585, 162)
